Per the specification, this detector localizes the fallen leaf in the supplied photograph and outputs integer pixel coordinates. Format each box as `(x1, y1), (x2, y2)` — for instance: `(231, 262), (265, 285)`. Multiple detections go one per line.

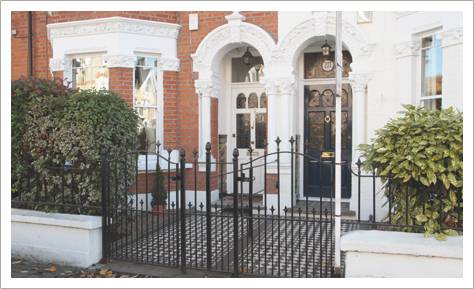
(47, 264), (57, 273)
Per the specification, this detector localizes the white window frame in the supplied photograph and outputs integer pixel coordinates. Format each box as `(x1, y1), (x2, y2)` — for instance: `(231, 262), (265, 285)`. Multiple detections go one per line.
(70, 53), (109, 90)
(418, 29), (443, 109)
(133, 53), (167, 171)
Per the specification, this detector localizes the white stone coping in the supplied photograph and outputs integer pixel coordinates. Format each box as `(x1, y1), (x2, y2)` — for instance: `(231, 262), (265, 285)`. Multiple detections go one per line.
(47, 16), (181, 40)
(341, 230), (462, 259)
(11, 209), (101, 230)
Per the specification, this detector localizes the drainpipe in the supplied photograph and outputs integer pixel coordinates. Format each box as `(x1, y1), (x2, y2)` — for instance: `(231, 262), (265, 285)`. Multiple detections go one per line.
(28, 11), (33, 77)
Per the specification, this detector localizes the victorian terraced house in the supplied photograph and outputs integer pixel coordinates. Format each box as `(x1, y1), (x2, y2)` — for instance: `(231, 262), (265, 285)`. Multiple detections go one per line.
(11, 11), (463, 217)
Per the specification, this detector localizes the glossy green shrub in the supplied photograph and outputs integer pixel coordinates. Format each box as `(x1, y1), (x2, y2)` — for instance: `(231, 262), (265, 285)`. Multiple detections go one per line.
(359, 105), (462, 240)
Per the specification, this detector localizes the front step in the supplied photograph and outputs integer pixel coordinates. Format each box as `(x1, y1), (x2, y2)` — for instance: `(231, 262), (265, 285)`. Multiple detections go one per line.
(291, 200), (355, 217)
(212, 197), (355, 217)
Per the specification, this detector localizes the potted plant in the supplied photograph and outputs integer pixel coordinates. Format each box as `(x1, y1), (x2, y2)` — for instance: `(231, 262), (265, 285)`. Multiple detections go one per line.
(151, 157), (167, 215)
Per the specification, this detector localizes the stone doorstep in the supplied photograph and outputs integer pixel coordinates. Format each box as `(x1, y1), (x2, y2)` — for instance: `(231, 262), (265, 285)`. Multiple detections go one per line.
(213, 197), (355, 217)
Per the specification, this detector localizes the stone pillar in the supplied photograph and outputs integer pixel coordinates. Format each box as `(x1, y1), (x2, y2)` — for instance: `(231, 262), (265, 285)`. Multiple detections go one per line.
(440, 27), (463, 110)
(195, 80), (217, 169)
(349, 72), (372, 160)
(263, 77), (296, 211)
(263, 77), (296, 162)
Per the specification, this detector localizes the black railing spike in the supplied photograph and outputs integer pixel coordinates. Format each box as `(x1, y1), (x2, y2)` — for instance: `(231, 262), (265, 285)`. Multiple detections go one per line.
(356, 157), (362, 167)
(180, 148), (186, 158)
(289, 136), (295, 144)
(283, 206), (288, 214)
(205, 142), (211, 151)
(188, 201), (192, 208)
(248, 147), (254, 155)
(192, 149), (198, 158)
(171, 202), (175, 208)
(275, 137), (281, 146)
(156, 141), (161, 151)
(233, 148), (239, 158)
(199, 202), (204, 209)
(167, 147), (172, 155)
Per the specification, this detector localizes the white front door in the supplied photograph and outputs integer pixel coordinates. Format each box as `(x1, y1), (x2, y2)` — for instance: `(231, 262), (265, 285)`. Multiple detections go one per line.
(231, 84), (267, 195)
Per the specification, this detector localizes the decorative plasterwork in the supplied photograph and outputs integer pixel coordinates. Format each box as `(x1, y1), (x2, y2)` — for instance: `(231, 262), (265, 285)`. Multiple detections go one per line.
(104, 54), (136, 68)
(49, 58), (64, 71)
(440, 27), (463, 47)
(47, 16), (181, 40)
(263, 77), (296, 95)
(195, 80), (218, 98)
(349, 73), (372, 93)
(276, 14), (376, 67)
(393, 40), (421, 59)
(192, 13), (276, 83)
(159, 57), (180, 71)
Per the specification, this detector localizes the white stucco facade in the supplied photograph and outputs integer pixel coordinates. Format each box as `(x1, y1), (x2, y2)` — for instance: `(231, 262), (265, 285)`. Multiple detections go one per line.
(193, 11), (463, 214)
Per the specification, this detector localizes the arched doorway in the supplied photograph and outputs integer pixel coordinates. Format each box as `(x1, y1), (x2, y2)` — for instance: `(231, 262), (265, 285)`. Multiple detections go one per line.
(221, 47), (267, 195)
(296, 39), (353, 199)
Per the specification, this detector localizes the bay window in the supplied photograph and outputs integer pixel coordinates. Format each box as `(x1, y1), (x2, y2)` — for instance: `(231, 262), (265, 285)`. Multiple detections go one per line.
(420, 33), (443, 110)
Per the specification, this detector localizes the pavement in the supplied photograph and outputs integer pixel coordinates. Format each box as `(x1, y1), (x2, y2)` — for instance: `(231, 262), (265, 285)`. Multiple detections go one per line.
(11, 257), (153, 278)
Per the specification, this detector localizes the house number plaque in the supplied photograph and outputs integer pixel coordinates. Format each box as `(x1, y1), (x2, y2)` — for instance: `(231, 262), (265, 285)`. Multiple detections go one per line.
(321, 59), (334, 72)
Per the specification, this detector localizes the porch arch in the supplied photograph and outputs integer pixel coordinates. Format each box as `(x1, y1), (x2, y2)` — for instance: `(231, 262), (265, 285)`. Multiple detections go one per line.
(192, 12), (277, 163)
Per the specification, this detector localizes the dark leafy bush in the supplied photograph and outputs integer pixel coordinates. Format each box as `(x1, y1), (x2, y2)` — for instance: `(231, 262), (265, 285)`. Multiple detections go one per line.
(11, 77), (72, 196)
(359, 105), (462, 240)
(13, 79), (139, 213)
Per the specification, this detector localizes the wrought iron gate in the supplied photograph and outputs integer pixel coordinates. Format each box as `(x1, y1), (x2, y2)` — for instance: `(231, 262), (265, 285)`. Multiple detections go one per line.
(101, 138), (357, 277)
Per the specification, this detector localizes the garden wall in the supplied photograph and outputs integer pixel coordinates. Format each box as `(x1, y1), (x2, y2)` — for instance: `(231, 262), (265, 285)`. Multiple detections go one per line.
(11, 209), (102, 268)
(341, 230), (463, 277)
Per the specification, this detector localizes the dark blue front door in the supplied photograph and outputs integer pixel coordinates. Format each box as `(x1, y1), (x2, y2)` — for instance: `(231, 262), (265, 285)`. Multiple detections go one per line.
(303, 84), (352, 198)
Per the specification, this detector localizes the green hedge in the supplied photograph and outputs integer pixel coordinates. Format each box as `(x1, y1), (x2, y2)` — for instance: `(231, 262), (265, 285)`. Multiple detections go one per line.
(359, 105), (463, 240)
(12, 78), (139, 213)
(12, 77), (72, 195)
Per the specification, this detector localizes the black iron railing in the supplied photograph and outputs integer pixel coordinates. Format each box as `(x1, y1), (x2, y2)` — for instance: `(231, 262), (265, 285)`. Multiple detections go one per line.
(12, 137), (462, 277)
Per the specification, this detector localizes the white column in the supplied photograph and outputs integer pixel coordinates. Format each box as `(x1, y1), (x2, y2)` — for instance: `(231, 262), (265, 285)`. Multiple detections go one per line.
(349, 73), (371, 160)
(195, 80), (216, 169)
(264, 77), (295, 161)
(264, 77), (296, 211)
(440, 27), (463, 110)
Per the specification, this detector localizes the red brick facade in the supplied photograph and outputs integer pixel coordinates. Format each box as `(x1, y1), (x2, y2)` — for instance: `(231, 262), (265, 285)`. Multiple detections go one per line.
(108, 68), (133, 106)
(11, 11), (277, 192)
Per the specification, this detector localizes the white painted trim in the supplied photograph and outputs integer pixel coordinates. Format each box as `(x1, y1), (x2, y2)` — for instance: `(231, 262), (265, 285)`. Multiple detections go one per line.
(341, 230), (462, 259)
(47, 16), (181, 40)
(11, 209), (101, 230)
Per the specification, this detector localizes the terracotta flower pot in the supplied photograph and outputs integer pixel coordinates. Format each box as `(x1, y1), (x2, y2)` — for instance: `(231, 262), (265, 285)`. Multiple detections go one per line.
(152, 203), (167, 216)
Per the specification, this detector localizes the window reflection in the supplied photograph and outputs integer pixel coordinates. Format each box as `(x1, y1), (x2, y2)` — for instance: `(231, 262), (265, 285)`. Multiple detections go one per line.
(135, 56), (159, 153)
(72, 55), (108, 90)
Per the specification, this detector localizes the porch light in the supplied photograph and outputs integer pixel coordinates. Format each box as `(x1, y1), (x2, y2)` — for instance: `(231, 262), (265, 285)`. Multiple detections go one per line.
(242, 47), (254, 66)
(321, 40), (332, 56)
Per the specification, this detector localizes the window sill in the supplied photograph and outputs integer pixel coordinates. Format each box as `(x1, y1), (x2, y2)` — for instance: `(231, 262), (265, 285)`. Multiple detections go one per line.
(137, 152), (193, 172)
